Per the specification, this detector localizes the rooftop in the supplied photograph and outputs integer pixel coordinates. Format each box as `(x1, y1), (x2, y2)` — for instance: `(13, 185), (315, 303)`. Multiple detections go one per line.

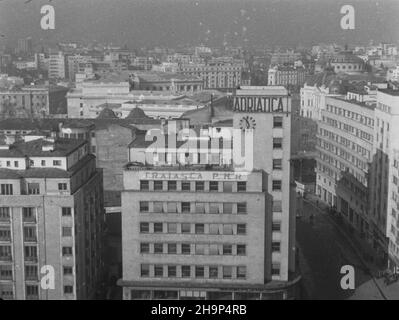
(0, 138), (86, 158)
(124, 161), (238, 172)
(379, 89), (399, 96)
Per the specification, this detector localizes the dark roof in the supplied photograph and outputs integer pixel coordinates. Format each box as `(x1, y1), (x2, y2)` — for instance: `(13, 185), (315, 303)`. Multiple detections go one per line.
(0, 138), (86, 158)
(125, 107), (148, 119)
(97, 107), (118, 119)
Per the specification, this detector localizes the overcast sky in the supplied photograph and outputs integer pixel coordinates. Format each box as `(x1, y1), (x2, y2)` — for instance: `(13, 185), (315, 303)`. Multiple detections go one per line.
(0, 0), (398, 49)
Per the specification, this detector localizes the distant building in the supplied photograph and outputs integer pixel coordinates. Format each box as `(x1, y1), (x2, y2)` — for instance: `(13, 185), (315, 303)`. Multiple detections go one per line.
(268, 65), (307, 89)
(0, 85), (69, 119)
(48, 52), (66, 79)
(270, 51), (302, 65)
(16, 37), (33, 55)
(0, 138), (105, 299)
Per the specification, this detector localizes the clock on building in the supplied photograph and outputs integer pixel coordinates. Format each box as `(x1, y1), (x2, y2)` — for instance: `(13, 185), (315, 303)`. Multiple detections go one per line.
(239, 116), (256, 130)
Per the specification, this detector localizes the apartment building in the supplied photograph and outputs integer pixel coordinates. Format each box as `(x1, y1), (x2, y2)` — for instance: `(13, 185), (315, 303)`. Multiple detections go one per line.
(0, 138), (105, 299)
(119, 86), (299, 300)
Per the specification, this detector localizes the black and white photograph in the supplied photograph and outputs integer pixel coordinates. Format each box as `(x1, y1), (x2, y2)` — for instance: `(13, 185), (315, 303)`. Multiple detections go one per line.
(0, 0), (398, 309)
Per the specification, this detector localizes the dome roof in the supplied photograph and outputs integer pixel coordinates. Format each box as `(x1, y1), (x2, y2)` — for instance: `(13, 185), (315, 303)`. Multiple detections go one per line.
(97, 107), (118, 119)
(126, 107), (148, 119)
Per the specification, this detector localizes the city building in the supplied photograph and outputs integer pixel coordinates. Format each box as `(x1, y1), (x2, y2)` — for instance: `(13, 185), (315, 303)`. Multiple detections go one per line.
(369, 89), (399, 269)
(270, 51), (302, 65)
(130, 71), (203, 93)
(0, 85), (69, 119)
(16, 37), (33, 55)
(0, 138), (105, 299)
(316, 92), (375, 209)
(48, 52), (66, 80)
(179, 63), (242, 90)
(118, 86), (300, 300)
(268, 65), (307, 89)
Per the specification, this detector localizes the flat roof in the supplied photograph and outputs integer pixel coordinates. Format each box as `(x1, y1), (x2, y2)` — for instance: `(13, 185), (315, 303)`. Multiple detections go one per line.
(236, 86), (288, 96)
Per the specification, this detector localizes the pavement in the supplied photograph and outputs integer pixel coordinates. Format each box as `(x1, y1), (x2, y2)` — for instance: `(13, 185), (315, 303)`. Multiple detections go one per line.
(300, 193), (399, 300)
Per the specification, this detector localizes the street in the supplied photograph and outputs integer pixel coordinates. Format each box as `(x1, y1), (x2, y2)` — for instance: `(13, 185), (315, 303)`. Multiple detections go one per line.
(297, 200), (385, 300)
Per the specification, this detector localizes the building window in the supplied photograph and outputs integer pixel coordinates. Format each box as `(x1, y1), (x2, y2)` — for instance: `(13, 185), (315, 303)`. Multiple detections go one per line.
(167, 223), (177, 234)
(154, 243), (164, 254)
(223, 181), (233, 192)
(195, 224), (205, 234)
(181, 181), (191, 191)
(272, 221), (281, 232)
(58, 183), (67, 191)
(195, 203), (205, 214)
(181, 265), (191, 278)
(181, 223), (191, 234)
(223, 203), (233, 214)
(0, 265), (12, 280)
(273, 116), (283, 128)
(140, 223), (149, 233)
(139, 201), (149, 213)
(223, 244), (232, 255)
(223, 266), (232, 279)
(272, 180), (282, 191)
(209, 181), (219, 191)
(53, 160), (61, 166)
(168, 181), (177, 191)
(63, 266), (73, 275)
(272, 200), (282, 212)
(273, 159), (283, 170)
(23, 227), (37, 242)
(153, 202), (163, 213)
(237, 224), (246, 235)
(195, 266), (205, 278)
(273, 138), (283, 149)
(181, 243), (191, 255)
(209, 266), (218, 279)
(62, 207), (72, 217)
(141, 264), (150, 277)
(195, 181), (204, 191)
(209, 224), (220, 235)
(140, 243), (150, 254)
(237, 266), (246, 279)
(167, 243), (177, 254)
(154, 223), (163, 233)
(237, 244), (246, 256)
(62, 227), (72, 237)
(272, 242), (281, 252)
(181, 202), (191, 213)
(272, 263), (280, 276)
(154, 265), (164, 277)
(237, 202), (247, 214)
(0, 184), (13, 195)
(140, 181), (149, 191)
(64, 286), (73, 294)
(237, 182), (247, 192)
(27, 183), (40, 195)
(22, 208), (36, 223)
(209, 203), (219, 214)
(223, 224), (234, 235)
(167, 202), (177, 213)
(168, 266), (177, 278)
(0, 207), (10, 221)
(25, 285), (39, 300)
(154, 181), (163, 191)
(0, 245), (12, 261)
(62, 247), (72, 256)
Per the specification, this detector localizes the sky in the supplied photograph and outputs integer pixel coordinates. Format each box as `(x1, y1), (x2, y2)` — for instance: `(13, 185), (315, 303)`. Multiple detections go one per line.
(0, 0), (398, 49)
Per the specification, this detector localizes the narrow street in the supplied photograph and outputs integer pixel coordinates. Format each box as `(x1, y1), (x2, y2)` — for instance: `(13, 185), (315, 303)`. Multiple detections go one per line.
(297, 200), (385, 300)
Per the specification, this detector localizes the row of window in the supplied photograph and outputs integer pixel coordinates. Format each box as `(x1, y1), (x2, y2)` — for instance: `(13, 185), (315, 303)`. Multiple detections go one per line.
(139, 201), (248, 214)
(0, 159), (63, 169)
(0, 264), (73, 281)
(322, 116), (373, 143)
(140, 180), (248, 192)
(325, 104), (374, 128)
(0, 245), (73, 261)
(0, 207), (72, 222)
(0, 183), (68, 196)
(139, 222), (246, 235)
(140, 264), (248, 279)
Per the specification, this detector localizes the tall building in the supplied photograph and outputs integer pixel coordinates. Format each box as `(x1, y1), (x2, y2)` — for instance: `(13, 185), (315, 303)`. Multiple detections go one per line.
(268, 65), (307, 89)
(370, 89), (399, 269)
(118, 86), (300, 300)
(0, 138), (105, 299)
(17, 37), (33, 55)
(49, 52), (66, 80)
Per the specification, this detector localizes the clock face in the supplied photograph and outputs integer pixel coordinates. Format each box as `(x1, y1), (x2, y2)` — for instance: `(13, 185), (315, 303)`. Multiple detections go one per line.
(239, 116), (256, 130)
